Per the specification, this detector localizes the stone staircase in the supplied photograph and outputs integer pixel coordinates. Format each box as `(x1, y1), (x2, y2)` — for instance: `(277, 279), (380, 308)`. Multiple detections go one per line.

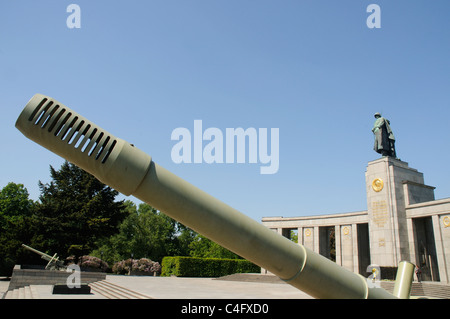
(3, 277), (448, 299)
(381, 281), (450, 299)
(3, 285), (39, 299)
(3, 280), (152, 299)
(89, 280), (152, 299)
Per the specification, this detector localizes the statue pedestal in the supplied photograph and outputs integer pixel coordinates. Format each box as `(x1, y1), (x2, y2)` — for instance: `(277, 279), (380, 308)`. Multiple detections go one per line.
(365, 157), (435, 268)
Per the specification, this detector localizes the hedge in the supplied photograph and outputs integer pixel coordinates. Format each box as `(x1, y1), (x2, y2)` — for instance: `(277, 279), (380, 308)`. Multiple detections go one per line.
(161, 256), (260, 277)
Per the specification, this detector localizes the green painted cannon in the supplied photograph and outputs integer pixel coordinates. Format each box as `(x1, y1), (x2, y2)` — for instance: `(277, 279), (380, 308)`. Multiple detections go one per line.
(21, 244), (66, 270)
(16, 94), (402, 299)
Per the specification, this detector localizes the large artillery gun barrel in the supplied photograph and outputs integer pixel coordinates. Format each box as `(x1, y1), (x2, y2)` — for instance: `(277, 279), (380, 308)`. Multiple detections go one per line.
(22, 244), (51, 259)
(15, 94), (396, 299)
(21, 243), (65, 270)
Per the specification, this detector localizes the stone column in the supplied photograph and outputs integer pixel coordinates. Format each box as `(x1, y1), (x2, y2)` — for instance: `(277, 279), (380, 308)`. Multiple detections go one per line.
(313, 226), (320, 254)
(303, 227), (314, 251)
(335, 225), (342, 266)
(433, 215), (449, 283)
(297, 227), (303, 245)
(340, 225), (353, 271)
(352, 224), (359, 274)
(406, 218), (416, 266)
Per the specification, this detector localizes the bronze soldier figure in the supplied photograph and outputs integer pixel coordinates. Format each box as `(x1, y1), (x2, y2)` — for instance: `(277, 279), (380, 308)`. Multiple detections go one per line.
(372, 113), (397, 158)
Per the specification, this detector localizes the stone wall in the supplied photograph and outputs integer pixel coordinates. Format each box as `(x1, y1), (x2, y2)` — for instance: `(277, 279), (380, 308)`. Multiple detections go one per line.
(7, 265), (106, 291)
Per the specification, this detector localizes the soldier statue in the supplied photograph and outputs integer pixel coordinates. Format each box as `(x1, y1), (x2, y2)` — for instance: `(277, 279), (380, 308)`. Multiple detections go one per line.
(372, 113), (397, 158)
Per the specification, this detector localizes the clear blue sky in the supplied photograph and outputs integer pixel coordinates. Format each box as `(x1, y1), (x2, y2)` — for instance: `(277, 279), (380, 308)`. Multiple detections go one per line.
(1, 1), (449, 224)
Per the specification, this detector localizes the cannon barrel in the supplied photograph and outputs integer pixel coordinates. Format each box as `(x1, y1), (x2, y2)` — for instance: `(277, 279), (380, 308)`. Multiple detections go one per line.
(392, 261), (415, 299)
(22, 244), (52, 260)
(16, 94), (396, 299)
(22, 243), (65, 270)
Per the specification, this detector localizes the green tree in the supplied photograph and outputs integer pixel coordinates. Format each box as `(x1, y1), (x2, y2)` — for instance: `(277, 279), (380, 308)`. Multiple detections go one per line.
(188, 234), (242, 259)
(92, 203), (196, 264)
(0, 183), (35, 275)
(0, 182), (33, 225)
(290, 230), (298, 243)
(31, 161), (127, 257)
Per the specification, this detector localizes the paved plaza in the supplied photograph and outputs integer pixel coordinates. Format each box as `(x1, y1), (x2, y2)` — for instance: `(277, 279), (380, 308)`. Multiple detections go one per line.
(0, 274), (313, 299)
(3, 273), (450, 300)
(107, 275), (313, 299)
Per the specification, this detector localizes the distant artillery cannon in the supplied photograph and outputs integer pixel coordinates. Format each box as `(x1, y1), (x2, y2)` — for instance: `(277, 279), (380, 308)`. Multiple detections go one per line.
(21, 244), (66, 270)
(16, 94), (412, 298)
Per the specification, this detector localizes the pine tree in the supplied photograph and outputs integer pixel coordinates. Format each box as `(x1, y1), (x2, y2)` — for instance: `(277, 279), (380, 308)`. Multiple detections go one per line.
(31, 161), (128, 257)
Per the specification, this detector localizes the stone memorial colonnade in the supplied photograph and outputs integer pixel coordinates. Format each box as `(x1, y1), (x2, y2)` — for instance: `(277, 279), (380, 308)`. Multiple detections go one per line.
(262, 211), (370, 276)
(262, 157), (450, 283)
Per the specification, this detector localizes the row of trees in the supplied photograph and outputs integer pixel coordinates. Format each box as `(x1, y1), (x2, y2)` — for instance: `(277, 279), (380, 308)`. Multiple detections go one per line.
(0, 161), (241, 275)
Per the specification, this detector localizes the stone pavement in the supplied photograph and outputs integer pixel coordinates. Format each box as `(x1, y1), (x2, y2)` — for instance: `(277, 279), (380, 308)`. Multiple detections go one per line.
(0, 278), (10, 299)
(1, 274), (313, 299)
(3, 274), (450, 299)
(105, 274), (313, 299)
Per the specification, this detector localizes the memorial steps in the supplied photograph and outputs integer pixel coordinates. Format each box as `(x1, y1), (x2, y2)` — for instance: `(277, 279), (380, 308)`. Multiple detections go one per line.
(89, 280), (152, 299)
(3, 285), (38, 299)
(3, 280), (152, 299)
(381, 281), (450, 299)
(3, 277), (449, 299)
